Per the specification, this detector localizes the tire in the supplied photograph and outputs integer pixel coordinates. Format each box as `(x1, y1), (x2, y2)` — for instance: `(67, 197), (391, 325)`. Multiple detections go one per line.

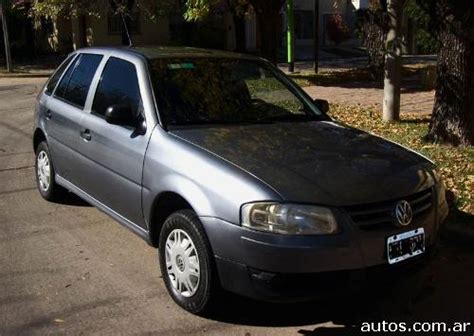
(35, 141), (65, 201)
(158, 209), (218, 314)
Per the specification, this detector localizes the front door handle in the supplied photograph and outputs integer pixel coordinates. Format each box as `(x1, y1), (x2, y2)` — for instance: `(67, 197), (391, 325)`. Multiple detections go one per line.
(45, 110), (52, 119)
(80, 129), (92, 141)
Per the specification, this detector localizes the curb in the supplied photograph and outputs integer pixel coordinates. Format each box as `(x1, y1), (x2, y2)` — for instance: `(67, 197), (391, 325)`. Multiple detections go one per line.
(0, 72), (52, 78)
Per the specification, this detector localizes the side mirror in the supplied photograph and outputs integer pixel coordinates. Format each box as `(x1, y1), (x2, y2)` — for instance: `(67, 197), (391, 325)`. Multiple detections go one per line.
(314, 99), (329, 113)
(105, 105), (136, 127)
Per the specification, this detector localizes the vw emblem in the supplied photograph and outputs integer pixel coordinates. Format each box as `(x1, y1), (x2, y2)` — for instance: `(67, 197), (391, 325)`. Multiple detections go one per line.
(394, 200), (413, 227)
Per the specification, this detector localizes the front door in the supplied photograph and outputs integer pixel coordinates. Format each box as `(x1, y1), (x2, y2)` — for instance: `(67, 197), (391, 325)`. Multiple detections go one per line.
(76, 56), (150, 227)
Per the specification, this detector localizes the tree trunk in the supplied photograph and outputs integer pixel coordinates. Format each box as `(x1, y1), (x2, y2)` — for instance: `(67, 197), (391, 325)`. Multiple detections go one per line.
(233, 14), (246, 52)
(24, 2), (36, 56)
(313, 0), (319, 73)
(428, 30), (474, 145)
(357, 3), (388, 79)
(382, 0), (404, 122)
(249, 0), (285, 64)
(254, 10), (280, 63)
(80, 14), (88, 47)
(227, 0), (248, 52)
(418, 0), (474, 146)
(0, 4), (12, 73)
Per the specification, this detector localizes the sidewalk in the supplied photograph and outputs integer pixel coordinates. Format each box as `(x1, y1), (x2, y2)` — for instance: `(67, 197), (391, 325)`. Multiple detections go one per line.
(0, 54), (62, 78)
(303, 85), (435, 114)
(281, 54), (437, 115)
(0, 69), (53, 78)
(278, 54), (437, 72)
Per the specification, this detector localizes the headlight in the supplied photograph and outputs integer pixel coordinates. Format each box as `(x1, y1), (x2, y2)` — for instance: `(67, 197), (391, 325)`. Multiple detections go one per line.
(241, 202), (339, 235)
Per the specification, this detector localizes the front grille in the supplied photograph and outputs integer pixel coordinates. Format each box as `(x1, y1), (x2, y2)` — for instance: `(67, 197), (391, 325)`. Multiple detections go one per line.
(344, 188), (434, 230)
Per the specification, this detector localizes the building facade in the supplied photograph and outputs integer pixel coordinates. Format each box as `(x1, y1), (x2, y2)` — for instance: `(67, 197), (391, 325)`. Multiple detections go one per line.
(52, 11), (169, 52)
(239, 0), (368, 60)
(25, 0), (428, 60)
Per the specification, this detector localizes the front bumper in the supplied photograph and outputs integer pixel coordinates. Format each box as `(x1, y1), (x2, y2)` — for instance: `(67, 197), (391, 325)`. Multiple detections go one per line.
(214, 248), (435, 302)
(200, 204), (443, 301)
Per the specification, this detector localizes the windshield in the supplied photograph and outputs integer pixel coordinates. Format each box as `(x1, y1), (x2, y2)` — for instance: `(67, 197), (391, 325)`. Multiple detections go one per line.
(150, 58), (324, 127)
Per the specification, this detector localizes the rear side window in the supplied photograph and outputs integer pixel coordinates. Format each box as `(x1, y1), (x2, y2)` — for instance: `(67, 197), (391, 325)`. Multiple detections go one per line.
(45, 55), (76, 95)
(92, 57), (142, 118)
(55, 53), (103, 109)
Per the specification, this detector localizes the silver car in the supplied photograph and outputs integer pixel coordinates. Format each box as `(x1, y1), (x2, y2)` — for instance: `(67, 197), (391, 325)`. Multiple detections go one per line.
(33, 46), (449, 314)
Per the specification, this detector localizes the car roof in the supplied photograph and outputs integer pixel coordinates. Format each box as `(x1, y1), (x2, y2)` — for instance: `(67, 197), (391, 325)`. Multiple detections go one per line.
(75, 46), (261, 61)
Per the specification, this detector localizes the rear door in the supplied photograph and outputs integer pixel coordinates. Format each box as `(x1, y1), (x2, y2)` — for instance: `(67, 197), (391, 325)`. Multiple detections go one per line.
(45, 53), (103, 185)
(76, 55), (153, 227)
(40, 54), (77, 176)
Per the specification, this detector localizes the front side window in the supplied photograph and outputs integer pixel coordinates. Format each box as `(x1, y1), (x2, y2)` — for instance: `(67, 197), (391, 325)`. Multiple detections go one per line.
(45, 54), (76, 95)
(92, 57), (143, 119)
(150, 58), (323, 127)
(55, 53), (103, 108)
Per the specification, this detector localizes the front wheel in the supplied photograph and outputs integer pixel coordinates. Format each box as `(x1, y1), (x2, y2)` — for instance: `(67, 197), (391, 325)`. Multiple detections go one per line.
(158, 210), (218, 314)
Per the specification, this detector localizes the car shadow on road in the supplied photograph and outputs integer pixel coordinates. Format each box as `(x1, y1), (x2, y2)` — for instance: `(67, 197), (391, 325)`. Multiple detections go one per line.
(205, 238), (474, 333)
(54, 191), (92, 207)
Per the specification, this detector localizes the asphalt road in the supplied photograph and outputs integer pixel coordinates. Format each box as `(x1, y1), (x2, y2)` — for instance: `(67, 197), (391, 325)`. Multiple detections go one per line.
(1, 77), (473, 336)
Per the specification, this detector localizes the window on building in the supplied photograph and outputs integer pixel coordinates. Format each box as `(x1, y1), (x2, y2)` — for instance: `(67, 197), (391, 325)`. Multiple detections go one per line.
(295, 10), (314, 40)
(54, 53), (103, 109)
(107, 11), (141, 35)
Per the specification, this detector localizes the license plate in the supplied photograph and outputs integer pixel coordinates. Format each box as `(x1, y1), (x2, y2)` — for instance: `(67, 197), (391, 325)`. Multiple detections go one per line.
(387, 228), (425, 264)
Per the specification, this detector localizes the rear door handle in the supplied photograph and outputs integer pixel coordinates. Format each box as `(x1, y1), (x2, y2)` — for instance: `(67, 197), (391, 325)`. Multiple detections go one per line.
(45, 110), (52, 119)
(80, 129), (92, 141)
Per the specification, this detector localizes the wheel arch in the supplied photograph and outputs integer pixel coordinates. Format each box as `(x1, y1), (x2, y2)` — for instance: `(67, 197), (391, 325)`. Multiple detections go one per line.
(33, 128), (47, 152)
(148, 191), (195, 248)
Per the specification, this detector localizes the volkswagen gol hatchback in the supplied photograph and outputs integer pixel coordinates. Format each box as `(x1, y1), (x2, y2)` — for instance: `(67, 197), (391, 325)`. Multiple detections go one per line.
(33, 47), (449, 313)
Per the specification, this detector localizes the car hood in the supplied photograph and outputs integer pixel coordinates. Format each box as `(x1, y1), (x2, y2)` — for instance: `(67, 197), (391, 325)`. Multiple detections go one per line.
(170, 121), (435, 206)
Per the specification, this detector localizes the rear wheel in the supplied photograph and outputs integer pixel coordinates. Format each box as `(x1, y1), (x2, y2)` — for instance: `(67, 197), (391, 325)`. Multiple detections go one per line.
(158, 210), (217, 314)
(35, 141), (65, 201)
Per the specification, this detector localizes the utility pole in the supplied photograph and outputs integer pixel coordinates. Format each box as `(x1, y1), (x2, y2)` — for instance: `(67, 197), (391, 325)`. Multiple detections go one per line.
(286, 0), (295, 72)
(0, 3), (12, 73)
(313, 0), (319, 73)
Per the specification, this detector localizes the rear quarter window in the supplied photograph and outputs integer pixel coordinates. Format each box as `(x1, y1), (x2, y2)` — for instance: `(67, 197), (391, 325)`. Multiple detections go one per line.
(44, 54), (76, 96)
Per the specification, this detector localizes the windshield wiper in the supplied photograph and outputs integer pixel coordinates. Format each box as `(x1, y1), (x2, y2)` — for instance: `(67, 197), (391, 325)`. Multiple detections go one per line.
(255, 113), (321, 123)
(168, 114), (324, 127)
(171, 119), (255, 126)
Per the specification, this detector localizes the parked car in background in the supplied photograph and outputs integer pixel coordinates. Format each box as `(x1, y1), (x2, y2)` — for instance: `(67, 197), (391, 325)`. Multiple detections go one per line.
(33, 46), (449, 314)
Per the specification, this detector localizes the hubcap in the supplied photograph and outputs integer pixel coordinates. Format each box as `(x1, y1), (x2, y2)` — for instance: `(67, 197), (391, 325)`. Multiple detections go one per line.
(37, 151), (51, 192)
(165, 229), (200, 297)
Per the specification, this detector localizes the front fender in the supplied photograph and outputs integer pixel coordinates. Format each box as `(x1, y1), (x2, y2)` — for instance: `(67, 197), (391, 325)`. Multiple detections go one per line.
(142, 173), (214, 227)
(141, 127), (282, 227)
